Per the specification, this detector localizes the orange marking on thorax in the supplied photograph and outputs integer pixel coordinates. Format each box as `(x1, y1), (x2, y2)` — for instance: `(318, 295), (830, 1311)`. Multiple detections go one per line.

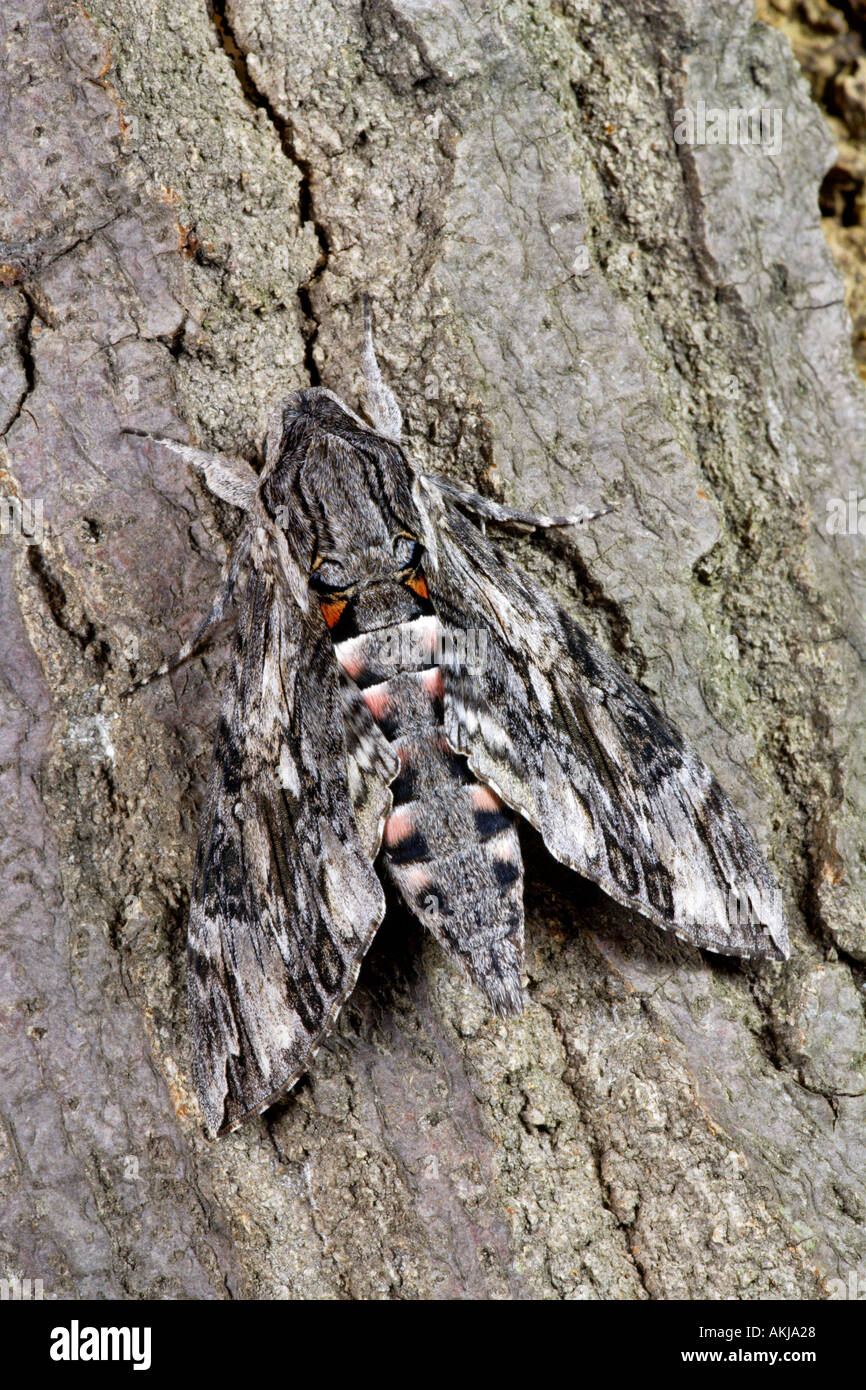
(406, 572), (429, 599)
(320, 598), (347, 629)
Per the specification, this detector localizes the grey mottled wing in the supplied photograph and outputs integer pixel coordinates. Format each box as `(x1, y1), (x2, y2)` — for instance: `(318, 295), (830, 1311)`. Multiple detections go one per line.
(188, 569), (388, 1136)
(425, 489), (788, 960)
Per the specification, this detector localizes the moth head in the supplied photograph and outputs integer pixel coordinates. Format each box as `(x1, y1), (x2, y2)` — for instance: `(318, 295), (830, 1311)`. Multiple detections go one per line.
(260, 388), (427, 594)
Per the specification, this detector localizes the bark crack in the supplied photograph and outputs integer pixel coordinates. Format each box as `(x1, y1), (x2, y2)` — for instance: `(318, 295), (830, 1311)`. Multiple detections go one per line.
(2, 293), (36, 439)
(209, 0), (330, 383)
(26, 545), (111, 669)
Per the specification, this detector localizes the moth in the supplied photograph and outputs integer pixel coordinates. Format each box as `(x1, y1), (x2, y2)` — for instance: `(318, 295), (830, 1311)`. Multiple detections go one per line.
(129, 303), (788, 1137)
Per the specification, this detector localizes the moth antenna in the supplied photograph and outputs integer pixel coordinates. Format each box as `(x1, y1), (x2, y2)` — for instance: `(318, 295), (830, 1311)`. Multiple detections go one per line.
(424, 472), (617, 533)
(122, 428), (258, 512)
(362, 294), (403, 443)
(569, 503), (616, 527)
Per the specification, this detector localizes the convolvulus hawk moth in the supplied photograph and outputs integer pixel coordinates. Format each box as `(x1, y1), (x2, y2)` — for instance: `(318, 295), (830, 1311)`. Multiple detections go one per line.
(128, 303), (788, 1136)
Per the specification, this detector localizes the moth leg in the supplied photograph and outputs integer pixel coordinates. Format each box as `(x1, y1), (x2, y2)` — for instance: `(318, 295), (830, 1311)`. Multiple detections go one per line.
(122, 429), (258, 512)
(426, 473), (613, 533)
(362, 294), (403, 443)
(122, 529), (250, 696)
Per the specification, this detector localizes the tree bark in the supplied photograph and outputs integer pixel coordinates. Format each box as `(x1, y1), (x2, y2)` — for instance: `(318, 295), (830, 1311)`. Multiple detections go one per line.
(1, 0), (864, 1298)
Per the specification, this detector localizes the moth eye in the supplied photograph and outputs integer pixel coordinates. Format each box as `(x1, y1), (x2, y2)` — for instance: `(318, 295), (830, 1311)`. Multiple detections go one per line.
(309, 558), (355, 594)
(392, 534), (423, 570)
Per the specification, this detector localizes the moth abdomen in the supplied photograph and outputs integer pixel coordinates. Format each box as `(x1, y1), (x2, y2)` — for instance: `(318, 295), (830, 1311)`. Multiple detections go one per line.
(325, 584), (526, 1014)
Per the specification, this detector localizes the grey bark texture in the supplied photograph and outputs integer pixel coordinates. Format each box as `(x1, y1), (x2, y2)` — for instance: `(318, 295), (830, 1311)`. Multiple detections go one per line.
(1, 0), (864, 1300)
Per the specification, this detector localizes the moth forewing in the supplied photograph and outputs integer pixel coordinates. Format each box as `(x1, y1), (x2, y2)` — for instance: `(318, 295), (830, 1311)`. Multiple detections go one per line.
(427, 497), (788, 962)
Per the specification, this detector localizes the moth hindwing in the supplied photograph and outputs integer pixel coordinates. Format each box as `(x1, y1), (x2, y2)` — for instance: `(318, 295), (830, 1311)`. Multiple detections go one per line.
(134, 324), (787, 1137)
